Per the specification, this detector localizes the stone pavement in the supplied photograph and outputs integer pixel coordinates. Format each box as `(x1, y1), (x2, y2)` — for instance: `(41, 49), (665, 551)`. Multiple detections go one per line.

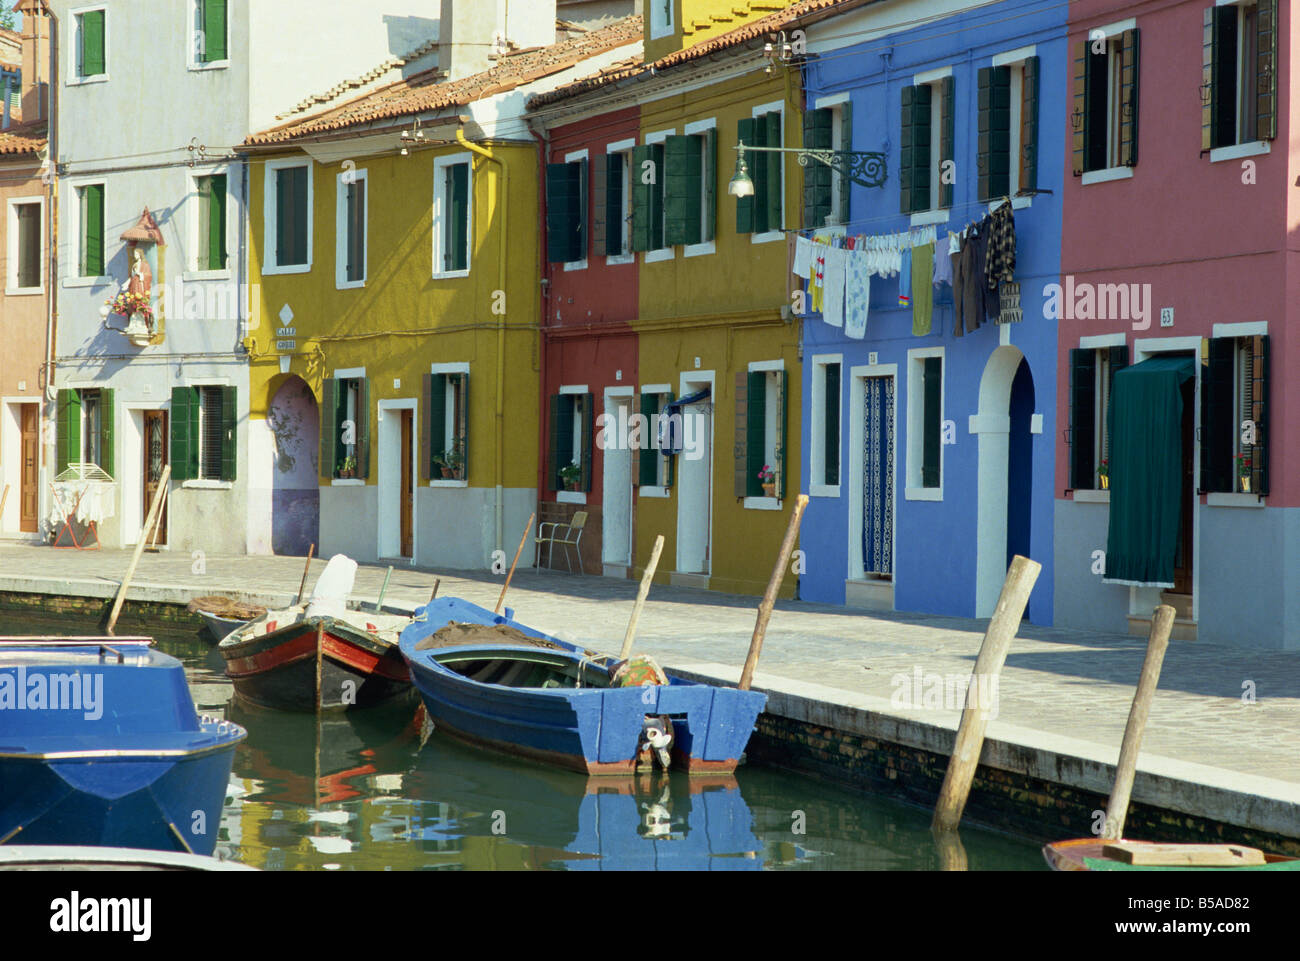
(2, 542), (1298, 796)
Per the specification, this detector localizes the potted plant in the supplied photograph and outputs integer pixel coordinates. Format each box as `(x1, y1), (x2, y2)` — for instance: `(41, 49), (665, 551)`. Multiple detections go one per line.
(103, 291), (155, 346)
(1098, 460), (1109, 490)
(758, 464), (777, 498)
(559, 461), (582, 492)
(431, 451), (449, 477)
(444, 440), (465, 480)
(338, 454), (357, 479)
(1236, 453), (1251, 493)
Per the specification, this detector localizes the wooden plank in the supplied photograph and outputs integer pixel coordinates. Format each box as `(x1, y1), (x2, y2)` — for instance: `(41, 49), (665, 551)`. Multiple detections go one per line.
(1103, 843), (1266, 867)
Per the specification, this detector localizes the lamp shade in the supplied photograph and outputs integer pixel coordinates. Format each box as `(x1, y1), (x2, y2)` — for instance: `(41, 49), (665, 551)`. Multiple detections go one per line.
(728, 143), (754, 198)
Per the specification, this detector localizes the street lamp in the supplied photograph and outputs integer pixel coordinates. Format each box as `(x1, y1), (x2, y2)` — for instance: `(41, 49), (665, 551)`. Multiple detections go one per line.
(728, 142), (755, 197)
(729, 140), (888, 192)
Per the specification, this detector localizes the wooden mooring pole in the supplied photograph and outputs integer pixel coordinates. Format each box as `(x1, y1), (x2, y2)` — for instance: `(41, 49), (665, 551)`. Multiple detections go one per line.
(495, 512), (535, 614)
(739, 494), (809, 692)
(105, 465), (171, 636)
(931, 554), (1040, 832)
(620, 534), (664, 660)
(1102, 604), (1175, 841)
(296, 544), (316, 606)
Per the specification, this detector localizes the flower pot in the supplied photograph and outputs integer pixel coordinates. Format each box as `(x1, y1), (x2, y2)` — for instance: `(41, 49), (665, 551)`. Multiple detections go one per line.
(761, 482), (776, 498)
(1240, 476), (1251, 494)
(1099, 475), (1109, 490)
(338, 469), (355, 479)
(564, 480), (579, 492)
(440, 467), (453, 478)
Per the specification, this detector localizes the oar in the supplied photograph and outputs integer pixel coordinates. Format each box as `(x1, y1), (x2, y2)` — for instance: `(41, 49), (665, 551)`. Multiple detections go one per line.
(105, 465), (170, 636)
(144, 483), (169, 552)
(429, 579), (440, 603)
(494, 512), (535, 614)
(1102, 604), (1175, 841)
(619, 534), (664, 660)
(739, 494), (809, 691)
(296, 543), (316, 605)
(375, 565), (393, 612)
(0, 484), (9, 523)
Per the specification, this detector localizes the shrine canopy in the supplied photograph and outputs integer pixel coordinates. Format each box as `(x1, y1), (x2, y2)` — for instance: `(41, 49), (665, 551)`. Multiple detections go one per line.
(121, 208), (165, 245)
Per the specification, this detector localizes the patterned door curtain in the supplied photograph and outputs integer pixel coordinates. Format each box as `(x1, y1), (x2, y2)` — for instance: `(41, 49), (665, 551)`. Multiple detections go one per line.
(862, 376), (895, 576)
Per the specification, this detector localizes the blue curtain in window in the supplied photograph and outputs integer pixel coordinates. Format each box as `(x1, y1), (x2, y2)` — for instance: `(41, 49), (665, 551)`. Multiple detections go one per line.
(862, 376), (895, 575)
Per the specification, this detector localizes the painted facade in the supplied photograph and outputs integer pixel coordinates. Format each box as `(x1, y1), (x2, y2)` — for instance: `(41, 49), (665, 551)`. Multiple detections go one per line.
(1053, 0), (1296, 649)
(798, 0), (1067, 623)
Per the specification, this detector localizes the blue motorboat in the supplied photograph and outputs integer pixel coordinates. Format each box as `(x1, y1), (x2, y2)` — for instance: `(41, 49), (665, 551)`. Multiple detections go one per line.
(0, 637), (245, 855)
(398, 597), (767, 776)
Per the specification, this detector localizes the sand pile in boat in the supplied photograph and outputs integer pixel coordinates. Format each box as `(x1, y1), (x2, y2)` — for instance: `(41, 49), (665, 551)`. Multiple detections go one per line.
(414, 621), (565, 651)
(188, 596), (267, 620)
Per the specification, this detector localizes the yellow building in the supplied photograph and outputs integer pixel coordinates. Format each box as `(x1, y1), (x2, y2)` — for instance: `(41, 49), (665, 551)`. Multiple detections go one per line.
(238, 17), (642, 567)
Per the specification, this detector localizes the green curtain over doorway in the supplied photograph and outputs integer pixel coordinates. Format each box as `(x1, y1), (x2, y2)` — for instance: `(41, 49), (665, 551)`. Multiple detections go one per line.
(1103, 354), (1195, 588)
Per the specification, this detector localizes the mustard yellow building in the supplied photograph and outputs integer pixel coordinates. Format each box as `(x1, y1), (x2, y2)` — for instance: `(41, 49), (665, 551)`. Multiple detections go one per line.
(238, 16), (642, 568)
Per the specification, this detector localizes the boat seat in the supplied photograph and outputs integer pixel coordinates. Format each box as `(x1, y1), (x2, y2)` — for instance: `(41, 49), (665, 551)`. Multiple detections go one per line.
(534, 511), (588, 575)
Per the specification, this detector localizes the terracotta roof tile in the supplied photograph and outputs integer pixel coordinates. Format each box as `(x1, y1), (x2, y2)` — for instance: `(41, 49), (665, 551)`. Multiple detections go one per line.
(245, 15), (642, 147)
(0, 120), (46, 156)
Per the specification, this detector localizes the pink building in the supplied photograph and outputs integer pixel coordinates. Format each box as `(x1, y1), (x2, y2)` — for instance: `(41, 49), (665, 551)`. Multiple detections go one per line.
(1054, 0), (1294, 648)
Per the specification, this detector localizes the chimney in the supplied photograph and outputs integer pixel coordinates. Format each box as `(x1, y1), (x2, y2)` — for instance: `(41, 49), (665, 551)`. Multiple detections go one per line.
(20, 1), (51, 124)
(438, 0), (557, 81)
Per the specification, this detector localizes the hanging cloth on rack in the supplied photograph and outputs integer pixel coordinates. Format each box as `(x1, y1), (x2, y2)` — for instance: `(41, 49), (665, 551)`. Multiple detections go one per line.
(844, 249), (871, 339)
(822, 245), (848, 328)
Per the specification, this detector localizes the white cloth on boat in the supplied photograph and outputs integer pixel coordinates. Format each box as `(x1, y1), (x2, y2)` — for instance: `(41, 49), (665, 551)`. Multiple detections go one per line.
(306, 554), (358, 620)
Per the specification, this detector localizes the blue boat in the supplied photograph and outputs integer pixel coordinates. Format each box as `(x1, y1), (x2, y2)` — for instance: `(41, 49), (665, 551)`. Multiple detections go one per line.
(398, 597), (767, 776)
(0, 637), (245, 856)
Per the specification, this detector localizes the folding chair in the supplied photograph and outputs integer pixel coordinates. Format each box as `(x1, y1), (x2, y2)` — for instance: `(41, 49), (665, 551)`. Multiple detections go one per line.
(534, 511), (588, 574)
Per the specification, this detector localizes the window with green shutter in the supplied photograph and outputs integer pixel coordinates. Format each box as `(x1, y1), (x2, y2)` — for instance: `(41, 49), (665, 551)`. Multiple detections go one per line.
(737, 111), (783, 234)
(170, 386), (200, 482)
(823, 362), (840, 487)
(545, 159), (586, 263)
(56, 389), (82, 476)
(1202, 2), (1275, 152)
(921, 357), (942, 489)
(78, 10), (106, 78)
(1073, 30), (1140, 174)
(423, 371), (469, 480)
(274, 165), (309, 267)
(977, 66), (1011, 202)
(734, 367), (786, 500)
(899, 84), (932, 214)
(344, 175), (366, 283)
(1068, 345), (1127, 490)
(437, 160), (470, 273)
(600, 151), (632, 257)
(664, 134), (702, 247)
(802, 108), (833, 229)
(1201, 335), (1269, 495)
(197, 174), (227, 271)
(201, 0), (228, 63)
(630, 142), (665, 252)
(78, 184), (105, 278)
(14, 202), (41, 290)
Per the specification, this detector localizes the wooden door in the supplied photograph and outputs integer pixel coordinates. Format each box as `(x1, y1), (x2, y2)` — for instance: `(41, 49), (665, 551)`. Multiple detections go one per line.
(143, 410), (169, 546)
(19, 405), (38, 533)
(1171, 379), (1194, 594)
(399, 409), (413, 557)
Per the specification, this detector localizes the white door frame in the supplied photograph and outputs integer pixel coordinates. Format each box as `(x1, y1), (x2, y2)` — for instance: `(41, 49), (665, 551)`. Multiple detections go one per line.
(972, 345), (1025, 617)
(602, 386), (634, 568)
(121, 402), (167, 547)
(674, 370), (715, 575)
(376, 398), (417, 563)
(846, 365), (898, 584)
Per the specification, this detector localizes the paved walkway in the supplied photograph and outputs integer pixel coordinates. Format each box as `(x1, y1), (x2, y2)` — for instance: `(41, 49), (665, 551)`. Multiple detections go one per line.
(1, 544), (1298, 791)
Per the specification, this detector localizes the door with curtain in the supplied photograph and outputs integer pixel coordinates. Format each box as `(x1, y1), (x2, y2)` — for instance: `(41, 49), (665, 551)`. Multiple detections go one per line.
(862, 376), (895, 577)
(143, 410), (168, 545)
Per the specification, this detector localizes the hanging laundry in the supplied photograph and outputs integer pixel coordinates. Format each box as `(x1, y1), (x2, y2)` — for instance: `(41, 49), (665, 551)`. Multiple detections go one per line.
(810, 241), (827, 313)
(897, 246), (911, 307)
(822, 245), (848, 328)
(932, 232), (954, 287)
(844, 250), (871, 339)
(986, 203), (1016, 288)
(792, 235), (816, 278)
(912, 241), (934, 336)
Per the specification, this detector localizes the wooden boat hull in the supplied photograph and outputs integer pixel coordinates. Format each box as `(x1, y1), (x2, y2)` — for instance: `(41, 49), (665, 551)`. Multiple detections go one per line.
(0, 845), (257, 871)
(398, 598), (767, 776)
(197, 610), (248, 643)
(1043, 838), (1300, 871)
(220, 616), (412, 712)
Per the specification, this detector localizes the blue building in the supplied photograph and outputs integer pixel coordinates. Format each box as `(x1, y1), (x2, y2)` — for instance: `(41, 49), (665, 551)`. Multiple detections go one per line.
(795, 0), (1067, 624)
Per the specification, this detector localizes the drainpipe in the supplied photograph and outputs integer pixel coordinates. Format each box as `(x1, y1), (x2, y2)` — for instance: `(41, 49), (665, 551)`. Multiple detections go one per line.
(525, 116), (550, 522)
(455, 125), (507, 558)
(41, 6), (59, 540)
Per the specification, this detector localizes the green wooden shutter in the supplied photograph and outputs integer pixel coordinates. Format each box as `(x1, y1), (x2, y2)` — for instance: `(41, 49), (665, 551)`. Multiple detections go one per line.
(631, 144), (653, 252)
(746, 370), (766, 498)
(209, 174), (228, 270)
(774, 369), (788, 500)
(735, 119), (755, 234)
(449, 162), (469, 270)
(638, 392), (658, 486)
(220, 386), (237, 481)
(546, 162), (576, 263)
(1068, 349), (1096, 490)
(733, 371), (748, 498)
(661, 392), (675, 489)
(664, 134), (702, 247)
(764, 111), (782, 234)
(702, 127), (716, 242)
(921, 357), (941, 488)
(275, 168), (289, 264)
(825, 363), (840, 486)
(98, 388), (115, 479)
(900, 85), (931, 214)
(345, 179), (364, 281)
(16, 204), (40, 288)
(899, 86), (915, 213)
(82, 184), (104, 277)
(1201, 7), (1216, 152)
(838, 102), (853, 223)
(802, 107), (832, 229)
(420, 374), (433, 482)
(292, 167), (309, 265)
(555, 395), (575, 489)
(428, 373), (447, 470)
(575, 159), (588, 261)
(579, 393), (594, 492)
(81, 10), (105, 77)
(1201, 338), (1235, 493)
(938, 77), (954, 208)
(591, 154), (607, 256)
(1119, 28), (1140, 167)
(319, 378), (337, 480)
(457, 373), (469, 479)
(978, 66), (1011, 202)
(1072, 40), (1088, 175)
(203, 0), (228, 62)
(1253, 335), (1270, 495)
(1210, 8), (1235, 150)
(649, 144), (665, 250)
(1255, 0), (1278, 141)
(170, 387), (198, 482)
(355, 378), (371, 480)
(604, 153), (623, 255)
(1020, 57), (1040, 193)
(56, 389), (80, 476)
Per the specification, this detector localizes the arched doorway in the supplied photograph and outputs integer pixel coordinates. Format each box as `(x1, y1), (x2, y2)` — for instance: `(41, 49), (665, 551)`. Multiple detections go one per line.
(973, 346), (1035, 617)
(268, 376), (319, 555)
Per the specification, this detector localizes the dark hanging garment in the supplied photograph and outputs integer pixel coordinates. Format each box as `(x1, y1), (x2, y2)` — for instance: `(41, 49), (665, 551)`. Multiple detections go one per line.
(967, 224), (991, 332)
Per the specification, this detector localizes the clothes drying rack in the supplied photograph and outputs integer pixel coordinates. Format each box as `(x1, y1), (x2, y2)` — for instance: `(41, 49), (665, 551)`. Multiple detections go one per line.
(50, 464), (115, 550)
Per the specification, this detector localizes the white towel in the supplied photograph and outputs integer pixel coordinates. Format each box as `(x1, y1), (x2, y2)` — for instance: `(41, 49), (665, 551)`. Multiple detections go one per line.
(822, 246), (848, 328)
(844, 251), (871, 339)
(792, 235), (815, 277)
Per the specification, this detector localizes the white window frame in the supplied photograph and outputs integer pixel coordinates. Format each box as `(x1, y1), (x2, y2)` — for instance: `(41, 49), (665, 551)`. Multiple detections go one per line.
(643, 129), (675, 263)
(683, 117), (717, 257)
(649, 0), (674, 40)
(604, 138), (636, 264)
(6, 196), (45, 295)
(1079, 19), (1136, 184)
(557, 384), (588, 505)
(189, 0), (230, 72)
(750, 101), (786, 245)
(63, 178), (109, 286)
(335, 167), (368, 290)
(329, 366), (366, 487)
(263, 158), (314, 276)
(810, 354), (842, 497)
(638, 385), (675, 495)
(432, 152), (473, 280)
(813, 93), (849, 227)
(562, 149), (589, 272)
(743, 359), (785, 510)
(429, 361), (470, 489)
(182, 378), (234, 489)
(185, 165), (232, 280)
(905, 346), (944, 501)
(904, 69), (952, 225)
(68, 5), (109, 86)
(990, 47), (1037, 202)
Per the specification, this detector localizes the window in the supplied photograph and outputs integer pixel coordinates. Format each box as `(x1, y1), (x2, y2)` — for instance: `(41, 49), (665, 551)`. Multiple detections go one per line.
(320, 376), (369, 480)
(170, 385), (236, 482)
(736, 106), (784, 236)
(735, 364), (787, 501)
(548, 391), (593, 492)
(197, 0), (228, 64)
(336, 169), (367, 286)
(266, 162), (311, 272)
(811, 359), (841, 489)
(195, 174), (227, 271)
(649, 0), (673, 39)
(433, 155), (471, 276)
(75, 183), (105, 277)
(637, 389), (675, 489)
(599, 145), (633, 260)
(1203, 2), (1277, 150)
(803, 100), (852, 228)
(631, 140), (666, 253)
(899, 76), (954, 215)
(74, 8), (106, 80)
(1072, 25), (1139, 175)
(906, 351), (943, 492)
(665, 122), (716, 250)
(424, 369), (468, 481)
(56, 387), (115, 477)
(1068, 345), (1128, 490)
(7, 199), (42, 292)
(979, 55), (1040, 200)
(545, 155), (587, 265)
(1201, 335), (1270, 495)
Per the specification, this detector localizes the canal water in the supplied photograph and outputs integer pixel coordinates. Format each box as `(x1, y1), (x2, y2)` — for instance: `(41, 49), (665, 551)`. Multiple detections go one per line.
(3, 610), (1044, 870)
